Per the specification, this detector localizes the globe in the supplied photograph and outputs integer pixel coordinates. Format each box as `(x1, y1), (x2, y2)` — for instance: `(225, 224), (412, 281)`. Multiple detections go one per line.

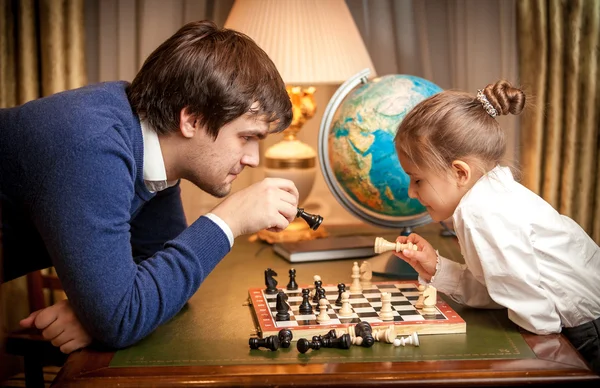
(318, 70), (443, 231)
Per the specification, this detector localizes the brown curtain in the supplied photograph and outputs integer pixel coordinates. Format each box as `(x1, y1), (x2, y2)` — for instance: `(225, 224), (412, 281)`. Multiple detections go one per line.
(0, 0), (86, 107)
(517, 0), (600, 243)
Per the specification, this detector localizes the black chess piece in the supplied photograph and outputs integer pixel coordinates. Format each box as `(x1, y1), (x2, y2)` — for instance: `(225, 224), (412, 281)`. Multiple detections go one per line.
(298, 288), (313, 315)
(312, 279), (323, 304)
(322, 333), (352, 349)
(264, 268), (278, 294)
(275, 291), (290, 321)
(286, 268), (298, 290)
(296, 208), (323, 230)
(335, 283), (346, 306)
(278, 329), (293, 348)
(355, 321), (375, 348)
(249, 335), (280, 351)
(297, 338), (322, 354)
(312, 329), (337, 343)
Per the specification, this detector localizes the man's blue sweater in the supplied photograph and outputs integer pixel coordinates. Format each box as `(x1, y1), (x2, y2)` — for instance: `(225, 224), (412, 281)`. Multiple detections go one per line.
(0, 82), (230, 348)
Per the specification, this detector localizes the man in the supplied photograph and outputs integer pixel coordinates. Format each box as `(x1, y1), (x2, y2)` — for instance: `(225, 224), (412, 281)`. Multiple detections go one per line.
(0, 20), (298, 352)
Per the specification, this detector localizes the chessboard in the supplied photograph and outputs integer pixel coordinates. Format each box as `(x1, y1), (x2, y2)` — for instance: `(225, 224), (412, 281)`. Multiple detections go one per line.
(248, 280), (466, 340)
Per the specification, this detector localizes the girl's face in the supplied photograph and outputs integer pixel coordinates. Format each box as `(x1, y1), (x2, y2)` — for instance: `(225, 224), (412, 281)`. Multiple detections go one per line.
(398, 153), (470, 222)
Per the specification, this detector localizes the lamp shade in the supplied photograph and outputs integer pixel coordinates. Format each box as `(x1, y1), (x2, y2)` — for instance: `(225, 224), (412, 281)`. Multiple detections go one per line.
(224, 0), (376, 85)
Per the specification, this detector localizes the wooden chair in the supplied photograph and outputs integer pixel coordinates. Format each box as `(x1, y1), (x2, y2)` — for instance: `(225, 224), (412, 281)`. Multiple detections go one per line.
(4, 270), (68, 388)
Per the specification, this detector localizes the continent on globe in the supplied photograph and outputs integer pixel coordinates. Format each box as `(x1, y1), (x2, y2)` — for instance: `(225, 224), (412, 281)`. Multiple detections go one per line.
(326, 74), (443, 224)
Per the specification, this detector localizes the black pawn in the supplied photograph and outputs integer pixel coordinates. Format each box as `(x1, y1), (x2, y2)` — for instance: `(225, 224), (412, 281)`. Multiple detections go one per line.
(335, 283), (346, 306)
(298, 288), (313, 315)
(355, 322), (375, 348)
(322, 333), (352, 349)
(297, 338), (322, 354)
(312, 280), (323, 304)
(264, 268), (278, 294)
(278, 329), (293, 348)
(275, 291), (290, 321)
(249, 335), (280, 351)
(286, 268), (298, 290)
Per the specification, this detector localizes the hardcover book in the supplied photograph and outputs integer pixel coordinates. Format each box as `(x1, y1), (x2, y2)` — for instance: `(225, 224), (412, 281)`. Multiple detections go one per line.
(273, 235), (377, 263)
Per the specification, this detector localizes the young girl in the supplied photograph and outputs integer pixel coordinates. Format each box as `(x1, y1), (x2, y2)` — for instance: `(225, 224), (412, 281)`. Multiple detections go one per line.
(393, 80), (600, 374)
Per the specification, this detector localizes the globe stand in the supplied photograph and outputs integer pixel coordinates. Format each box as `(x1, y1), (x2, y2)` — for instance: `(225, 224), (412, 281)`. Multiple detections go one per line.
(369, 227), (418, 279)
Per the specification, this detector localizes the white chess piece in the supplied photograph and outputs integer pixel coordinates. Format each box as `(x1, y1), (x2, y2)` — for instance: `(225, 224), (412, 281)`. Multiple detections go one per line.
(373, 325), (397, 344)
(393, 332), (419, 347)
(359, 261), (372, 288)
(379, 292), (394, 321)
(316, 298), (330, 323)
(338, 291), (353, 317)
(415, 284), (426, 309)
(374, 237), (419, 254)
(422, 285), (437, 315)
(350, 262), (362, 292)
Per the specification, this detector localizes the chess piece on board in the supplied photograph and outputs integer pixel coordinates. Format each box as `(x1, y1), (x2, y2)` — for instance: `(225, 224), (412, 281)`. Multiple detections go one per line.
(335, 283), (346, 306)
(379, 292), (394, 321)
(374, 237), (419, 254)
(316, 299), (330, 323)
(338, 291), (353, 317)
(422, 285), (437, 315)
(275, 290), (290, 321)
(298, 288), (313, 315)
(359, 261), (372, 288)
(415, 284), (426, 309)
(350, 262), (362, 292)
(286, 268), (298, 290)
(264, 268), (278, 294)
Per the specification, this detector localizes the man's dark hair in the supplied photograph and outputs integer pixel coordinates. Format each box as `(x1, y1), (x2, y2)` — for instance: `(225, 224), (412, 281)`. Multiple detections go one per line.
(127, 20), (292, 138)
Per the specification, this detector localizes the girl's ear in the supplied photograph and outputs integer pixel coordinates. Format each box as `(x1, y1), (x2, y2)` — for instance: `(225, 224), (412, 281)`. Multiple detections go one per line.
(451, 160), (472, 187)
(179, 107), (198, 139)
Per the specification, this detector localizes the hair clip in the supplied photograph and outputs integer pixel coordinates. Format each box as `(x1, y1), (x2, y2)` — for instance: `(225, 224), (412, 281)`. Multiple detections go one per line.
(476, 90), (498, 118)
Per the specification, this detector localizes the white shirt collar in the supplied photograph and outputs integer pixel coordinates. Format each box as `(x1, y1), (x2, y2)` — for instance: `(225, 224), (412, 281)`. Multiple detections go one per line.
(140, 120), (177, 192)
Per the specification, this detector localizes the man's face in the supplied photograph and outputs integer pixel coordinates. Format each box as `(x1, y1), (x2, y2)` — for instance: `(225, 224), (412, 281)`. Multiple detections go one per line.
(183, 113), (269, 198)
(398, 153), (463, 222)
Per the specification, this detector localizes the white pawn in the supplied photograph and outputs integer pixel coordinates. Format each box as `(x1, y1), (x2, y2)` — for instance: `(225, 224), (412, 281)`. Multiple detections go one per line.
(316, 298), (330, 323)
(338, 291), (353, 317)
(350, 261), (362, 292)
(379, 292), (394, 321)
(393, 332), (420, 347)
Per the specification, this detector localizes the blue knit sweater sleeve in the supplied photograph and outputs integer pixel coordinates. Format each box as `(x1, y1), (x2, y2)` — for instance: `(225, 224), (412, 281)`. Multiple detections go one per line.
(30, 129), (229, 349)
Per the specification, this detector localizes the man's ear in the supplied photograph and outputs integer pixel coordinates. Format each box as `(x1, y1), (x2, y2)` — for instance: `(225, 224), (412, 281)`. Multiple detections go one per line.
(179, 107), (198, 139)
(451, 160), (471, 187)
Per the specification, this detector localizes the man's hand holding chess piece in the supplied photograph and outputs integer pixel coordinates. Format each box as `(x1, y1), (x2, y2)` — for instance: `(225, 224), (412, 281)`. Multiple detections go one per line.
(374, 234), (439, 283)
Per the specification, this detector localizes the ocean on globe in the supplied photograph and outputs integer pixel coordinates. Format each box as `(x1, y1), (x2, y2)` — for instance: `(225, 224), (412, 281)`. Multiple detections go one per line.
(322, 74), (443, 229)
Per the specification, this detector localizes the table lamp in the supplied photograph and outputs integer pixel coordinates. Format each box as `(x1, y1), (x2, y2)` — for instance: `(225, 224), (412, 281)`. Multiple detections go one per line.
(225, 0), (376, 243)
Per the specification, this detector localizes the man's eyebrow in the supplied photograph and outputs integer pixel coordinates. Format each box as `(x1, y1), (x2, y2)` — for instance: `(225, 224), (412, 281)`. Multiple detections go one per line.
(243, 129), (268, 140)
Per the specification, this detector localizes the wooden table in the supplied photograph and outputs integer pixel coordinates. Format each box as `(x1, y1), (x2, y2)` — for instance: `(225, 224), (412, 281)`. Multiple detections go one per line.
(53, 224), (600, 387)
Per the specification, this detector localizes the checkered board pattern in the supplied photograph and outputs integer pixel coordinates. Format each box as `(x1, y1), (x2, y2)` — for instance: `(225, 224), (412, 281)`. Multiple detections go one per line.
(249, 281), (466, 339)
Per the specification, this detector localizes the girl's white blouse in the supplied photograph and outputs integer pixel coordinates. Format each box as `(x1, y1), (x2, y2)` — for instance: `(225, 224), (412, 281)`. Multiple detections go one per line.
(431, 165), (600, 334)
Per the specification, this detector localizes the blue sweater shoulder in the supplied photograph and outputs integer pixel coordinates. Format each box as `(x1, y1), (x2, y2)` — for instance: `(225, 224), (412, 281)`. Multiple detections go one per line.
(1, 82), (230, 348)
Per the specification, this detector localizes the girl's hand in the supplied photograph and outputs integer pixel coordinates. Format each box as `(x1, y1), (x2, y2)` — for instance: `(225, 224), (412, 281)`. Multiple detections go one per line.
(394, 233), (438, 281)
